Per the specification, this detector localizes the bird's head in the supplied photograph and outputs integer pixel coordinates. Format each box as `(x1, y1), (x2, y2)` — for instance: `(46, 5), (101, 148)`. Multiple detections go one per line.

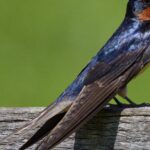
(127, 0), (150, 21)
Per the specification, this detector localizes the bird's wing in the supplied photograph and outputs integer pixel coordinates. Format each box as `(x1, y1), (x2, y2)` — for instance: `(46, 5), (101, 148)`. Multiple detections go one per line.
(1, 98), (73, 149)
(32, 49), (145, 150)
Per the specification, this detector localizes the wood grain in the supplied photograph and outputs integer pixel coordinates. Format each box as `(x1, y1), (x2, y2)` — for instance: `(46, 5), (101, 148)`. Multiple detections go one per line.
(0, 106), (150, 150)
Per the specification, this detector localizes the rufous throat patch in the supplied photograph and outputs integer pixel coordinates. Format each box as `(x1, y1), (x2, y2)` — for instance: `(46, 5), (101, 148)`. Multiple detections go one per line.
(138, 7), (150, 21)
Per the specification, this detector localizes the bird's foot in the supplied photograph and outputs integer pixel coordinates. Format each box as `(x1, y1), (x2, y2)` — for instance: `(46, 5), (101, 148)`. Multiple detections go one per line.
(113, 97), (134, 108)
(124, 96), (137, 106)
(136, 102), (150, 107)
(113, 97), (150, 108)
(113, 97), (125, 107)
(124, 96), (150, 107)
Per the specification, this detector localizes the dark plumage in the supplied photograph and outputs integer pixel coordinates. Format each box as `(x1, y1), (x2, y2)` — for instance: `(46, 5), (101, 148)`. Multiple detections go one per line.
(2, 0), (150, 149)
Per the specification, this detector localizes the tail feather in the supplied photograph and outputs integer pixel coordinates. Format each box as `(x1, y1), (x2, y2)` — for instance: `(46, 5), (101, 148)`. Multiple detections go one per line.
(35, 50), (144, 150)
(1, 100), (72, 149)
(20, 112), (66, 150)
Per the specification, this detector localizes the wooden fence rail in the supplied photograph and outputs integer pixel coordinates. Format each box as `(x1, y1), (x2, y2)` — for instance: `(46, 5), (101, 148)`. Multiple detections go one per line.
(0, 106), (150, 150)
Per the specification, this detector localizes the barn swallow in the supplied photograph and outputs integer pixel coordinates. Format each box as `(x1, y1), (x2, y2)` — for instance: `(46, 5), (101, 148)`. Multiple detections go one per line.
(2, 0), (150, 149)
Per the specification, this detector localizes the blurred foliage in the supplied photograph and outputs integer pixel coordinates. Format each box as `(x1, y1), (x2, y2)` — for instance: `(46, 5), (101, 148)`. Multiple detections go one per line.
(0, 0), (149, 106)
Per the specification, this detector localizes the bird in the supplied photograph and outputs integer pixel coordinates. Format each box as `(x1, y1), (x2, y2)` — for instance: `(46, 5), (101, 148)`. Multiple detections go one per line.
(2, 0), (150, 149)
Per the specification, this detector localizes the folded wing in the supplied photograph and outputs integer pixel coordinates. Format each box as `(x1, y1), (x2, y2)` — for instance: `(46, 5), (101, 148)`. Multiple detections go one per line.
(1, 98), (73, 149)
(32, 49), (146, 150)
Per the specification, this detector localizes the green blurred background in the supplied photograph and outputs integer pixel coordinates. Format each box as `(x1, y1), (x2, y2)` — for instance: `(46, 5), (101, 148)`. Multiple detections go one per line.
(0, 0), (149, 106)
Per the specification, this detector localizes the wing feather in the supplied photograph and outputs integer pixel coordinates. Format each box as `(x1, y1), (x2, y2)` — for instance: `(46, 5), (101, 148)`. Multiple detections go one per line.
(1, 100), (72, 149)
(3, 49), (145, 150)
(35, 49), (145, 150)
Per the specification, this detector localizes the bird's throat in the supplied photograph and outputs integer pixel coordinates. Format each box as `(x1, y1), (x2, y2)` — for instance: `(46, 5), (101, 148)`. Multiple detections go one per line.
(138, 7), (150, 21)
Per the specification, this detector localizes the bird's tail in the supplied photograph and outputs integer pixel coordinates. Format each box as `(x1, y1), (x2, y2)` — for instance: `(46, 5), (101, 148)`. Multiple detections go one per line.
(0, 100), (72, 150)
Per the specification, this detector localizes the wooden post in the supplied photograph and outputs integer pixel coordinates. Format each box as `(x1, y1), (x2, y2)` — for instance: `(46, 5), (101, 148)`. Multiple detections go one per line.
(0, 106), (150, 150)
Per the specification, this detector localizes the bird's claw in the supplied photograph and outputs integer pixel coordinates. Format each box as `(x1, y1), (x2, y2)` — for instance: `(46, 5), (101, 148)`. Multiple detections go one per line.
(113, 97), (150, 108)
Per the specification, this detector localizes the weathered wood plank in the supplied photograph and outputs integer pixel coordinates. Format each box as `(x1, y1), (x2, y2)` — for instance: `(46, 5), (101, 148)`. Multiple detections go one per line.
(0, 106), (150, 150)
